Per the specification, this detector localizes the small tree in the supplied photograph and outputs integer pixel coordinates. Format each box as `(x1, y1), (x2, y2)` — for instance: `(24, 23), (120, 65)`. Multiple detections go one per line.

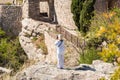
(89, 8), (120, 62)
(79, 0), (95, 34)
(0, 28), (27, 72)
(71, 0), (95, 34)
(71, 0), (83, 29)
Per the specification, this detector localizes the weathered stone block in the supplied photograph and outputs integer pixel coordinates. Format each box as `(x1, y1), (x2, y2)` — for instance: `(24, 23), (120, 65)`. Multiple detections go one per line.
(0, 5), (22, 36)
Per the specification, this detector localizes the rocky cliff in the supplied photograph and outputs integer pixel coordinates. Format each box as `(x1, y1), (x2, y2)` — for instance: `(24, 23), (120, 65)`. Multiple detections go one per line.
(19, 18), (79, 66)
(14, 60), (117, 80)
(54, 0), (76, 30)
(0, 0), (119, 80)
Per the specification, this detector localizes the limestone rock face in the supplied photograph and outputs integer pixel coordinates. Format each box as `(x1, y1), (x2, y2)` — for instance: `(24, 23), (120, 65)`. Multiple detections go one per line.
(0, 67), (11, 80)
(92, 60), (116, 74)
(19, 18), (58, 62)
(15, 60), (117, 80)
(44, 32), (57, 64)
(54, 0), (76, 30)
(0, 67), (11, 74)
(19, 18), (48, 61)
(20, 18), (79, 66)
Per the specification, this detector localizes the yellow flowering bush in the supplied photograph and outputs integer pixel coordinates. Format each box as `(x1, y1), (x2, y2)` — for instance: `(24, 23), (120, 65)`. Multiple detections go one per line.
(88, 8), (120, 80)
(87, 8), (120, 63)
(103, 11), (116, 19)
(96, 26), (106, 37)
(96, 14), (120, 62)
(110, 67), (120, 80)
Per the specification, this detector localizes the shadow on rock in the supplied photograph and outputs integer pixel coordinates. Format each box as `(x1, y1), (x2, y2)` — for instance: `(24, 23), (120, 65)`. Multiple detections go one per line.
(64, 65), (96, 71)
(74, 65), (96, 71)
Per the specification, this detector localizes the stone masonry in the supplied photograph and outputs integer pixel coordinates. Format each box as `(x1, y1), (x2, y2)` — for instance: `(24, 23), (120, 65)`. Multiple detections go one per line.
(22, 0), (77, 31)
(22, 0), (54, 21)
(1, 0), (120, 36)
(0, 5), (22, 35)
(94, 0), (120, 12)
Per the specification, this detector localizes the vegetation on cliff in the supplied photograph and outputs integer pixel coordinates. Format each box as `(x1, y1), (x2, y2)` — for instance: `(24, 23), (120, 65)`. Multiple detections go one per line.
(87, 8), (120, 63)
(86, 8), (120, 80)
(71, 0), (96, 34)
(71, 0), (120, 78)
(0, 28), (27, 72)
(32, 33), (48, 55)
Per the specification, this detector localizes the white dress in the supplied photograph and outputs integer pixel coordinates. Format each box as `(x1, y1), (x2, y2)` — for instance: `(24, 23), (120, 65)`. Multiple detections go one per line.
(55, 40), (65, 68)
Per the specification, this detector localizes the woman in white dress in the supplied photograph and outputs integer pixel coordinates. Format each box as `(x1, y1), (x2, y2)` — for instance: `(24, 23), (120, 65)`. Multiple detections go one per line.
(55, 34), (65, 69)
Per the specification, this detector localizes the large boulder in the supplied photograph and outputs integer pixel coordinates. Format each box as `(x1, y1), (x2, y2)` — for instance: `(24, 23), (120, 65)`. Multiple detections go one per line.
(14, 60), (118, 80)
(92, 60), (116, 74)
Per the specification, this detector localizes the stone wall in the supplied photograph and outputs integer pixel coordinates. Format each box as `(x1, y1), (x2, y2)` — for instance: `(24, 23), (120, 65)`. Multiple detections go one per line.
(94, 0), (108, 12)
(22, 0), (77, 30)
(0, 5), (22, 35)
(94, 0), (120, 12)
(117, 0), (120, 8)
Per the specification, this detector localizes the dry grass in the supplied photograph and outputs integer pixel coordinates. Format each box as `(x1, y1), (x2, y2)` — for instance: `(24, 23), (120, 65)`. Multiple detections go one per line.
(32, 33), (48, 55)
(0, 0), (13, 4)
(19, 60), (37, 70)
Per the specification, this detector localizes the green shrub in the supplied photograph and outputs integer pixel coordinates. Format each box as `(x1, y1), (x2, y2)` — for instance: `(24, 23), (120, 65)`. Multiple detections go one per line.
(0, 28), (27, 72)
(24, 33), (31, 37)
(94, 9), (120, 62)
(32, 37), (38, 41)
(71, 0), (83, 29)
(0, 28), (5, 37)
(79, 47), (100, 64)
(38, 41), (48, 55)
(86, 37), (103, 49)
(79, 0), (95, 34)
(71, 0), (95, 34)
(112, 8), (120, 17)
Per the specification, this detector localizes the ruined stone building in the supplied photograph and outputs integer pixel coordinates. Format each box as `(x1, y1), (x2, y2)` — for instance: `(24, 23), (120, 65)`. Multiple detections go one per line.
(0, 0), (120, 35)
(23, 0), (56, 22)
(22, 0), (120, 23)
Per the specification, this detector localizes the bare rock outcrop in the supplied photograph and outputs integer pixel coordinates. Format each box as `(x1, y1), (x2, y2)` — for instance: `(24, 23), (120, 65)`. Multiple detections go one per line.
(0, 67), (11, 80)
(15, 60), (117, 80)
(19, 18), (48, 61)
(19, 18), (79, 66)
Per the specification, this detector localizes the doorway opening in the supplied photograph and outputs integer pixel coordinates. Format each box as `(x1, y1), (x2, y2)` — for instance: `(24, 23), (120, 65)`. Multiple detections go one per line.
(39, 1), (49, 21)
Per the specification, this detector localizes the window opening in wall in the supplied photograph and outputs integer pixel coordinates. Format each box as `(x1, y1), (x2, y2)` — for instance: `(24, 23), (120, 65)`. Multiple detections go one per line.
(39, 1), (49, 18)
